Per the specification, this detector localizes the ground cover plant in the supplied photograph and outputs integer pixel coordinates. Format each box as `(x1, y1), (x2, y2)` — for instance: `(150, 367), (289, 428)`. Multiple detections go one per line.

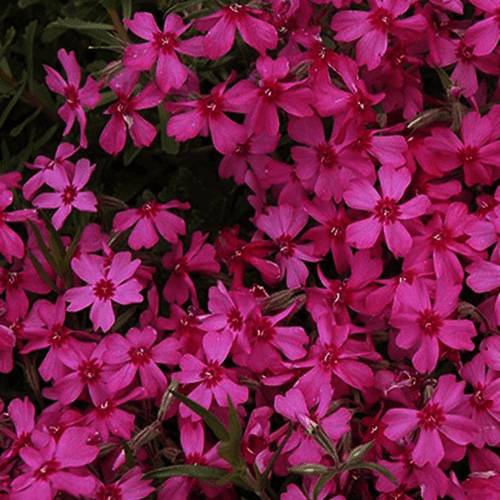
(2, 0), (500, 498)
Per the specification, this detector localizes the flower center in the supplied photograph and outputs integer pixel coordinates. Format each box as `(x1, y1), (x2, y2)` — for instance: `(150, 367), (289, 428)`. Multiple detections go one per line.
(321, 345), (340, 368)
(200, 361), (223, 388)
(471, 383), (494, 412)
(374, 197), (401, 224)
(96, 483), (123, 500)
(369, 7), (394, 32)
(128, 346), (152, 365)
(49, 325), (70, 348)
(277, 234), (295, 258)
(64, 86), (80, 107)
(227, 307), (243, 331)
(137, 200), (160, 219)
(153, 31), (179, 53)
(458, 145), (479, 164)
(34, 459), (60, 480)
(416, 308), (443, 337)
(93, 278), (116, 300)
(96, 399), (116, 418)
(417, 401), (446, 430)
(77, 357), (102, 384)
(61, 184), (78, 205)
(259, 81), (281, 103)
(249, 316), (276, 341)
(316, 144), (338, 169)
(429, 227), (452, 251)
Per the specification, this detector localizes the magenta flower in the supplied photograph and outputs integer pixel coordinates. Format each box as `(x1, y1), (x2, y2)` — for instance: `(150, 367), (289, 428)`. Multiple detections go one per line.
(0, 324), (15, 374)
(103, 326), (181, 397)
(99, 68), (164, 155)
(113, 199), (189, 250)
(162, 231), (220, 307)
(10, 427), (98, 500)
(255, 204), (319, 289)
(330, 0), (426, 69)
(123, 12), (202, 94)
(176, 331), (248, 420)
(44, 48), (101, 148)
(0, 188), (37, 263)
(391, 280), (476, 373)
(166, 76), (247, 154)
(383, 374), (476, 467)
(94, 466), (155, 500)
(424, 111), (500, 186)
(32, 158), (97, 230)
(64, 252), (143, 332)
(23, 142), (77, 201)
(193, 5), (278, 59)
(344, 166), (430, 257)
(43, 341), (109, 405)
(226, 56), (314, 137)
(464, 0), (500, 56)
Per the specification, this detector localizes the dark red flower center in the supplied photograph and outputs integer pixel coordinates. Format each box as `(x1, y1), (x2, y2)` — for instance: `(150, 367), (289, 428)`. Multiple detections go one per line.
(249, 316), (276, 341)
(137, 200), (160, 219)
(321, 344), (340, 369)
(417, 401), (446, 430)
(153, 31), (179, 53)
(95, 399), (116, 418)
(198, 94), (225, 118)
(64, 85), (80, 108)
(277, 234), (295, 258)
(200, 361), (223, 388)
(259, 81), (282, 103)
(227, 307), (243, 331)
(429, 227), (453, 251)
(49, 324), (70, 348)
(96, 483), (123, 500)
(235, 140), (251, 157)
(128, 346), (152, 365)
(61, 184), (78, 205)
(0, 270), (21, 290)
(456, 41), (476, 62)
(417, 308), (443, 337)
(77, 357), (102, 384)
(374, 197), (401, 224)
(316, 144), (338, 169)
(471, 383), (494, 412)
(93, 278), (116, 300)
(34, 459), (61, 480)
(458, 145), (479, 164)
(329, 221), (345, 241)
(368, 7), (394, 32)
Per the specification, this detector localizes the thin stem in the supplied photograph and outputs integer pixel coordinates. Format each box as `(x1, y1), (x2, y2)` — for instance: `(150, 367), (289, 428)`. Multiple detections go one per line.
(107, 7), (131, 42)
(0, 70), (60, 122)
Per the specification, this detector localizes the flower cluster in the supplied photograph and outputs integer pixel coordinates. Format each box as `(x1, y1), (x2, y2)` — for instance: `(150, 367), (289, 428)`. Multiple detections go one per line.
(3, 0), (500, 499)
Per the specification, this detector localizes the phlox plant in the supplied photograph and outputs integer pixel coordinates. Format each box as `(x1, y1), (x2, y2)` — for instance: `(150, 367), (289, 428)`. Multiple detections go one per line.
(4, 0), (500, 499)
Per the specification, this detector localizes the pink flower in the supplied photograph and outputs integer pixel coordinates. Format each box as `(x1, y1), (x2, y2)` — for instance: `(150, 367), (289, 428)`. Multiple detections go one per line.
(43, 49), (101, 148)
(383, 374), (476, 467)
(10, 427), (98, 500)
(113, 199), (189, 250)
(103, 326), (181, 397)
(32, 158), (97, 230)
(255, 204), (319, 288)
(226, 56), (314, 137)
(464, 0), (500, 56)
(162, 231), (220, 307)
(0, 325), (15, 373)
(176, 332), (248, 420)
(193, 5), (278, 59)
(344, 166), (430, 257)
(0, 188), (37, 263)
(391, 280), (476, 373)
(64, 252), (143, 332)
(123, 12), (201, 93)
(23, 142), (77, 201)
(94, 466), (155, 500)
(330, 0), (426, 69)
(99, 68), (164, 155)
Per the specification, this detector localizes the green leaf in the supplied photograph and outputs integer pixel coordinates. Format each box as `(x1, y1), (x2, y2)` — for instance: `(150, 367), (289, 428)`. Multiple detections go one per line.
(341, 461), (398, 486)
(159, 107), (179, 155)
(218, 396), (244, 468)
(289, 464), (330, 476)
(18, 0), (41, 7)
(0, 26), (16, 62)
(122, 0), (132, 19)
(312, 471), (336, 500)
(27, 220), (59, 273)
(258, 421), (293, 491)
(23, 20), (37, 92)
(343, 441), (375, 467)
(144, 465), (229, 481)
(26, 249), (61, 293)
(111, 306), (137, 331)
(10, 108), (41, 137)
(47, 18), (114, 31)
(0, 72), (27, 130)
(169, 389), (230, 442)
(123, 142), (142, 166)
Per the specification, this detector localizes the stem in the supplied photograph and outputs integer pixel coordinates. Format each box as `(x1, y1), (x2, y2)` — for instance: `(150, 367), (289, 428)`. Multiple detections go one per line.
(107, 7), (130, 42)
(0, 70), (60, 122)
